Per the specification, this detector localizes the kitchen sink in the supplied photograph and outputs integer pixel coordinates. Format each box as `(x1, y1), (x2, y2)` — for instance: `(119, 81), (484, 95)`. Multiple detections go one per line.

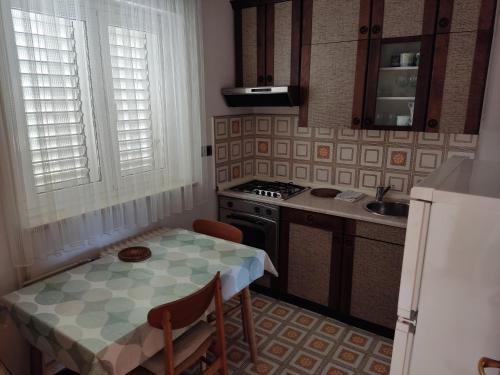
(364, 201), (409, 217)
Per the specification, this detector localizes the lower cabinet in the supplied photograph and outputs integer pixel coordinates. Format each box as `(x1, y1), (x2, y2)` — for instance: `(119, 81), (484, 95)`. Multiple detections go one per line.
(279, 207), (343, 309)
(342, 236), (404, 329)
(341, 220), (405, 330)
(279, 208), (406, 334)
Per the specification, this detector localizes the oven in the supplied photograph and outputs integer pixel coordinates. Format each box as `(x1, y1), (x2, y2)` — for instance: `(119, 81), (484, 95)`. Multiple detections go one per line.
(219, 197), (279, 286)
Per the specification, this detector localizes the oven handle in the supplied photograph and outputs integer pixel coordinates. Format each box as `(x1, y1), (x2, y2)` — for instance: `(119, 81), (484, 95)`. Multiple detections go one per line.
(225, 213), (267, 226)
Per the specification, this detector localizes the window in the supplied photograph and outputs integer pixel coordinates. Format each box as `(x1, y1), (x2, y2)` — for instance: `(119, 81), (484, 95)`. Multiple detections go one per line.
(11, 9), (99, 192)
(108, 26), (162, 176)
(0, 1), (204, 227)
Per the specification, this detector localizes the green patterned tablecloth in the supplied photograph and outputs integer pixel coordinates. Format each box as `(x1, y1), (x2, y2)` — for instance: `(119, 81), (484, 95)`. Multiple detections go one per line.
(0, 228), (277, 375)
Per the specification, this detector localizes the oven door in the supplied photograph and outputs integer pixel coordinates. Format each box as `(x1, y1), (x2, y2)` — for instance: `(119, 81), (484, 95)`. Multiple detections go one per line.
(219, 208), (278, 266)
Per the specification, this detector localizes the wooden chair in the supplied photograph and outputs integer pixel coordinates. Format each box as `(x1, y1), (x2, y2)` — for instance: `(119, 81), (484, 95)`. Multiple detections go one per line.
(133, 272), (228, 375)
(192, 219), (243, 244)
(478, 357), (500, 375)
(192, 219), (257, 362)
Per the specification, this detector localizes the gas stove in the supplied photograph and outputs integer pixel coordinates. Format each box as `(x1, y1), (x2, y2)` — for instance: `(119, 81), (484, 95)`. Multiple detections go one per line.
(229, 180), (308, 200)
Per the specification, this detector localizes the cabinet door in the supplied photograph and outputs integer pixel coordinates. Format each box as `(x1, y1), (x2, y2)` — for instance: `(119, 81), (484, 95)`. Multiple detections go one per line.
(435, 0), (496, 34)
(287, 223), (333, 305)
(426, 30), (492, 133)
(235, 5), (265, 87)
(362, 35), (434, 131)
(310, 0), (371, 44)
(343, 236), (404, 329)
(371, 0), (439, 38)
(271, 1), (292, 86)
(301, 40), (369, 128)
(299, 0), (370, 128)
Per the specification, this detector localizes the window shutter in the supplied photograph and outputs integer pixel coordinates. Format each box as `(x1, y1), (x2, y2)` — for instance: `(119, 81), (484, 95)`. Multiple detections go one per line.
(108, 26), (154, 176)
(12, 9), (97, 193)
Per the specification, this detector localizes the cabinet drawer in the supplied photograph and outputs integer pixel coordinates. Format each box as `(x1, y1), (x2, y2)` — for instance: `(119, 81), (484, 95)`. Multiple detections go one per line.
(346, 220), (406, 245)
(281, 207), (343, 234)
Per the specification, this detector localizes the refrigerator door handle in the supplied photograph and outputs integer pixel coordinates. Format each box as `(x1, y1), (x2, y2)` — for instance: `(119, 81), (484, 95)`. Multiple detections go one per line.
(397, 200), (431, 320)
(399, 317), (416, 334)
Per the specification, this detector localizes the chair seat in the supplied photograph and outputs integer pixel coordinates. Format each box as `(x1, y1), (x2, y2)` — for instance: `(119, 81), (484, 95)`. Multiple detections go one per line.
(132, 321), (215, 375)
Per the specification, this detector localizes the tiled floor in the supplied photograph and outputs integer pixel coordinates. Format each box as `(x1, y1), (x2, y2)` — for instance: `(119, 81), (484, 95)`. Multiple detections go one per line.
(219, 292), (393, 375)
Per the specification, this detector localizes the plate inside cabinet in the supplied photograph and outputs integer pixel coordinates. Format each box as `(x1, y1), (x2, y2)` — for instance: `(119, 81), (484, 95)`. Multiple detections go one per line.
(118, 246), (151, 262)
(310, 188), (342, 198)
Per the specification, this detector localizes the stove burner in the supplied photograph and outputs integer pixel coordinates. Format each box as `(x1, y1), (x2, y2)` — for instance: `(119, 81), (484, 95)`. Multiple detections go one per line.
(230, 180), (308, 200)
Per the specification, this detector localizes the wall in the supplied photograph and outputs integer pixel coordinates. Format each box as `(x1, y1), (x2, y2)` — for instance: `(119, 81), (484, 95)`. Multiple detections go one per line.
(213, 114), (478, 195)
(0, 0), (237, 373)
(477, 3), (500, 162)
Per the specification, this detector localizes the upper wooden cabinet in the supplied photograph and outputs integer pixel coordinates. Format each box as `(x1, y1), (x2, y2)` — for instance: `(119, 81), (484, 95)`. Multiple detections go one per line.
(300, 0), (370, 128)
(231, 0), (496, 134)
(232, 0), (301, 87)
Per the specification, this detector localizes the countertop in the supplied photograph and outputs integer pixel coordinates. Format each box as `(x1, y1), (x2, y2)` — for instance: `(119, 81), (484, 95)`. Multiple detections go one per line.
(218, 189), (408, 229)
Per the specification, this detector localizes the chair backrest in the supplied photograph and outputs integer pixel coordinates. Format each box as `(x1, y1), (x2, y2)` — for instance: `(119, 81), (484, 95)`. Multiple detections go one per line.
(147, 272), (221, 330)
(192, 219), (243, 244)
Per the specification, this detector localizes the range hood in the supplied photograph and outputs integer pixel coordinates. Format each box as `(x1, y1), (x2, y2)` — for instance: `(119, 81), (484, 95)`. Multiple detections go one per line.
(221, 86), (299, 107)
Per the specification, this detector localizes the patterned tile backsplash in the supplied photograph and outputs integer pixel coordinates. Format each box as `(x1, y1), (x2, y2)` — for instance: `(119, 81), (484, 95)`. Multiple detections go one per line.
(213, 114), (478, 194)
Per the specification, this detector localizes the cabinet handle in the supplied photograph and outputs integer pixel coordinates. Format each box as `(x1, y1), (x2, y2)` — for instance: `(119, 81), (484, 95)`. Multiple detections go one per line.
(372, 24), (381, 34)
(352, 117), (361, 125)
(427, 119), (439, 128)
(364, 118), (373, 126)
(438, 17), (450, 28)
(359, 25), (369, 35)
(266, 74), (273, 84)
(258, 75), (264, 84)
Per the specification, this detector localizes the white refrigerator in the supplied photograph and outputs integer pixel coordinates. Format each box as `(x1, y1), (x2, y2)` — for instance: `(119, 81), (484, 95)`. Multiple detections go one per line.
(390, 157), (500, 374)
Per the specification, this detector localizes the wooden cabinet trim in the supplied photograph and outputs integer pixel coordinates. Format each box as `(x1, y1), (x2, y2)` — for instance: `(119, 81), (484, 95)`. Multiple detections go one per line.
(234, 8), (244, 87)
(290, 0), (302, 87)
(351, 42), (370, 129)
(265, 4), (275, 85)
(478, 0), (498, 31)
(329, 236), (344, 310)
(370, 0), (385, 40)
(465, 29), (494, 134)
(257, 5), (267, 85)
(436, 0), (454, 34)
(298, 0), (312, 127)
(426, 33), (449, 132)
(340, 235), (355, 313)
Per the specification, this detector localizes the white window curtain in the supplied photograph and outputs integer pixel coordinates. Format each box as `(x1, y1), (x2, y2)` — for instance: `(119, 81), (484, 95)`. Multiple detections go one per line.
(0, 0), (207, 265)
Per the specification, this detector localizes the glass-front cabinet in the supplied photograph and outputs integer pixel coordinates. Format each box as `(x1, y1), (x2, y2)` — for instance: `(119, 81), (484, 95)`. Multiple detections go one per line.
(363, 36), (434, 131)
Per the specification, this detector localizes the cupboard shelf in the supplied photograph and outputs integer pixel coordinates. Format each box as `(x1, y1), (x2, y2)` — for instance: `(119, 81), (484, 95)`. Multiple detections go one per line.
(376, 96), (415, 101)
(379, 66), (419, 71)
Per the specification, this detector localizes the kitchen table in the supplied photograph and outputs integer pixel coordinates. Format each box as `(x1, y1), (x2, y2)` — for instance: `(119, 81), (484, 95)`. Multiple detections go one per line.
(0, 228), (277, 375)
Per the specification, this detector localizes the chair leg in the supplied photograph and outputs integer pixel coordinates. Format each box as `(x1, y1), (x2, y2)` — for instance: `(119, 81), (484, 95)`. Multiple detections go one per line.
(241, 287), (257, 363)
(30, 346), (43, 375)
(239, 293), (248, 341)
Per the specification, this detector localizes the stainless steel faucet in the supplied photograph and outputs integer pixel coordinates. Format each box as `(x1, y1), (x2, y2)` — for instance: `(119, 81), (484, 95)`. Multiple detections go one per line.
(375, 185), (391, 202)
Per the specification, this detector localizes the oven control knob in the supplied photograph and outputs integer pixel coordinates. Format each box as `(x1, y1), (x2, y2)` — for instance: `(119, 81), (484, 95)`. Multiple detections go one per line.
(227, 201), (233, 208)
(273, 193), (278, 198)
(266, 209), (272, 216)
(267, 192), (272, 197)
(254, 207), (260, 214)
